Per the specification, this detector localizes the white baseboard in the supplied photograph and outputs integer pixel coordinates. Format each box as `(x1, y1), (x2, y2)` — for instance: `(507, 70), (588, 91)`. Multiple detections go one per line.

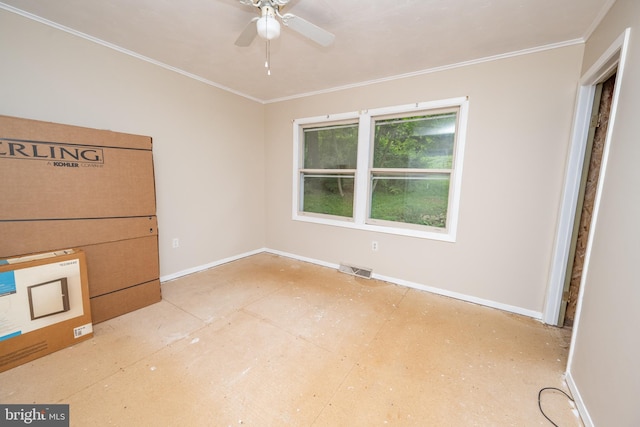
(159, 248), (266, 282)
(265, 248), (543, 320)
(265, 248), (340, 270)
(374, 272), (542, 319)
(161, 247), (542, 320)
(565, 371), (593, 427)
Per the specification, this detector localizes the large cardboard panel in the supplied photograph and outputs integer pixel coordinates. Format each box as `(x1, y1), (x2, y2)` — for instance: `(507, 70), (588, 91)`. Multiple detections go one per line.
(0, 115), (156, 220)
(90, 280), (161, 324)
(0, 250), (93, 373)
(0, 150), (156, 220)
(0, 216), (158, 258)
(82, 236), (159, 298)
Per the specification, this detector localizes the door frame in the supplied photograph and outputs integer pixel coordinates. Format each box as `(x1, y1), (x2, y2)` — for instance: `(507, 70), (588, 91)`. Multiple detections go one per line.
(543, 28), (631, 325)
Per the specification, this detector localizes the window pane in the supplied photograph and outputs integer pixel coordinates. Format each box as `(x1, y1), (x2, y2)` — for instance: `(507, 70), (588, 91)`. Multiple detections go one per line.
(304, 124), (358, 169)
(302, 174), (354, 217)
(370, 174), (450, 228)
(373, 113), (456, 169)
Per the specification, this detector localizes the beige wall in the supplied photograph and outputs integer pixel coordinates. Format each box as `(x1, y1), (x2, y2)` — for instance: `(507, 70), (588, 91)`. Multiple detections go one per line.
(265, 45), (583, 315)
(568, 0), (640, 425)
(0, 10), (266, 277)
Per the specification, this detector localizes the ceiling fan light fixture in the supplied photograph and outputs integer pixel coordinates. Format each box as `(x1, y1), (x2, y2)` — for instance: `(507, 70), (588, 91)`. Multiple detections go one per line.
(256, 8), (280, 40)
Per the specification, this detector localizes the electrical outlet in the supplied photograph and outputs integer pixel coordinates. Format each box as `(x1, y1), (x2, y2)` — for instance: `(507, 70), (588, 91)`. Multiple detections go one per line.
(172, 238), (179, 248)
(372, 241), (379, 251)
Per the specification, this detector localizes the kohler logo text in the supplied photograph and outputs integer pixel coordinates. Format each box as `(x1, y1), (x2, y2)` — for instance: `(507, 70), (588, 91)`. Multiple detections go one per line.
(0, 139), (104, 164)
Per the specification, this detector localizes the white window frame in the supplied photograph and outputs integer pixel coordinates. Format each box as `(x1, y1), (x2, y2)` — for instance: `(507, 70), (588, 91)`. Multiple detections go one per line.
(292, 97), (469, 242)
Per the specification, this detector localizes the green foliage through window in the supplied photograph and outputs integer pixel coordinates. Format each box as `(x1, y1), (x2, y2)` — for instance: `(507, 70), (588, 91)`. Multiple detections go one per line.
(370, 175), (450, 228)
(304, 124), (358, 169)
(302, 175), (354, 217)
(373, 113), (456, 169)
(301, 123), (358, 218)
(370, 111), (457, 229)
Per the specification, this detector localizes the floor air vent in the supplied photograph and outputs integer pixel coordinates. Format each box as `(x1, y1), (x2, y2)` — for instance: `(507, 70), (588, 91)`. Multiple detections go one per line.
(338, 263), (373, 279)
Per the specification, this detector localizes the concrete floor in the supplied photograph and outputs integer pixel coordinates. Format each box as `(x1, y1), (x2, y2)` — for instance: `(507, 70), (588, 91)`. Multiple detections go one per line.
(0, 253), (582, 426)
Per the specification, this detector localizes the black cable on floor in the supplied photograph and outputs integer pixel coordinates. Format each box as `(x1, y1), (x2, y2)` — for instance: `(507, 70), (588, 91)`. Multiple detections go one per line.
(538, 387), (575, 426)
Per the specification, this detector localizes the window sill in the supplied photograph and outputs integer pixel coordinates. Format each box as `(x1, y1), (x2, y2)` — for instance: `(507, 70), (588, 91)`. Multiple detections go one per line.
(293, 213), (457, 242)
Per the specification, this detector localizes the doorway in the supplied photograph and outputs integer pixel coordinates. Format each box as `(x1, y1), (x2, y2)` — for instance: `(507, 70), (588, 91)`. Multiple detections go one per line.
(543, 28), (630, 326)
(560, 73), (616, 327)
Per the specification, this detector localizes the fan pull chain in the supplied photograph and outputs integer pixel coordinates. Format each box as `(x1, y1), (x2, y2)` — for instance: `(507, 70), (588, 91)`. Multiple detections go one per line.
(265, 40), (271, 75)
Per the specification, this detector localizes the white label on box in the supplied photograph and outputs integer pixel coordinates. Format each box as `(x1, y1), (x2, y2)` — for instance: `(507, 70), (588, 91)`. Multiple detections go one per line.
(73, 323), (93, 339)
(2, 249), (76, 265)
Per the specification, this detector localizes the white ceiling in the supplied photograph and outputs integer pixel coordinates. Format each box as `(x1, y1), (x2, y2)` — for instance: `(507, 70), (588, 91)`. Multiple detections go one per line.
(0, 0), (614, 102)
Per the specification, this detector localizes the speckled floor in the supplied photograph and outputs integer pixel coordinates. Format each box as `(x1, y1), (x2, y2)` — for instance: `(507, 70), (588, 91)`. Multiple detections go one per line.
(0, 253), (582, 426)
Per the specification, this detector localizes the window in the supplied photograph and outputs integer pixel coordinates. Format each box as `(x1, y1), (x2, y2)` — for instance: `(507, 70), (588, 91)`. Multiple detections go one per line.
(299, 121), (358, 219)
(369, 109), (457, 230)
(293, 97), (468, 241)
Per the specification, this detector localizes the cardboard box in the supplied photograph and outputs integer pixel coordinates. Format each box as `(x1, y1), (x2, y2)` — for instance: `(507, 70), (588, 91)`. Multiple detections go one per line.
(0, 115), (156, 220)
(0, 115), (161, 323)
(0, 249), (93, 373)
(0, 217), (161, 323)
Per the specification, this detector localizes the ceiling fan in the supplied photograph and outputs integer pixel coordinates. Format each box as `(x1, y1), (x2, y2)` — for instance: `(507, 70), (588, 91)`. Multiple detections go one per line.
(235, 0), (335, 48)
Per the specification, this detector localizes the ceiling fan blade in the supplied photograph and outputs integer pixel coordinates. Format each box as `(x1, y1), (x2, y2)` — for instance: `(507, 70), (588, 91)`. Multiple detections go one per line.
(235, 17), (259, 47)
(280, 13), (335, 47)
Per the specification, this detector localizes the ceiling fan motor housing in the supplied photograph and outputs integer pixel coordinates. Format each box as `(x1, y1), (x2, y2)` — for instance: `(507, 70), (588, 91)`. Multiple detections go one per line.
(257, 6), (280, 40)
